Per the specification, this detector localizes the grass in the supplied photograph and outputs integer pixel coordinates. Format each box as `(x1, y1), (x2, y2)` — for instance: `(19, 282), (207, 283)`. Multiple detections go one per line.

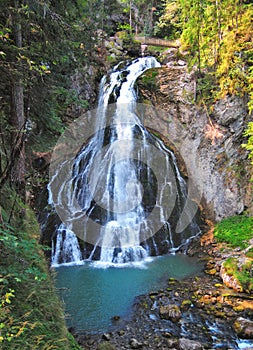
(214, 215), (253, 293)
(214, 215), (253, 249)
(0, 186), (81, 349)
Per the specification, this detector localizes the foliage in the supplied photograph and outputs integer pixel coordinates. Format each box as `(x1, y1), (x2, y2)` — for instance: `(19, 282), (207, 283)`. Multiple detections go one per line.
(0, 0), (95, 124)
(242, 122), (253, 165)
(138, 68), (159, 90)
(159, 0), (253, 113)
(0, 186), (81, 349)
(117, 0), (163, 36)
(158, 1), (253, 171)
(154, 0), (182, 39)
(0, 0), (105, 190)
(214, 215), (253, 249)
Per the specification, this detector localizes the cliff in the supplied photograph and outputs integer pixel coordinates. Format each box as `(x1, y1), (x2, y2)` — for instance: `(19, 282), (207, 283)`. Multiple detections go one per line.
(137, 57), (252, 223)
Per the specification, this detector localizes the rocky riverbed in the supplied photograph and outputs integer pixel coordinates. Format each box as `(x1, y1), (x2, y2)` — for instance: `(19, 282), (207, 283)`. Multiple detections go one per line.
(71, 230), (253, 350)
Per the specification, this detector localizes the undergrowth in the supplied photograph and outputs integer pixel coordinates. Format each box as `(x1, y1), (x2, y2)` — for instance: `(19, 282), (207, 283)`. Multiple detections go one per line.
(0, 185), (81, 349)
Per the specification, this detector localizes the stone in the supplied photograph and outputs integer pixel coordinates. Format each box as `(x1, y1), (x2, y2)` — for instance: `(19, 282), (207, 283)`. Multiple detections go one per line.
(199, 294), (217, 305)
(181, 299), (192, 311)
(177, 59), (186, 66)
(129, 338), (143, 349)
(178, 338), (203, 350)
(112, 315), (120, 321)
(102, 333), (111, 341)
(166, 338), (178, 347)
(205, 268), (217, 275)
(159, 304), (182, 322)
(220, 262), (243, 292)
(97, 341), (116, 350)
(233, 317), (253, 339)
(117, 330), (125, 336)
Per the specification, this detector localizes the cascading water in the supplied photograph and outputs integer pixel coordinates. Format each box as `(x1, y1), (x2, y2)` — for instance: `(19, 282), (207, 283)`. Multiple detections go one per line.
(49, 56), (201, 266)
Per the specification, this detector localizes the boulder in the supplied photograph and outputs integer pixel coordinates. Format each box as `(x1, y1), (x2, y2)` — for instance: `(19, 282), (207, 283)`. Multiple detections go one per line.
(233, 317), (253, 339)
(178, 338), (203, 350)
(159, 304), (181, 322)
(220, 262), (243, 292)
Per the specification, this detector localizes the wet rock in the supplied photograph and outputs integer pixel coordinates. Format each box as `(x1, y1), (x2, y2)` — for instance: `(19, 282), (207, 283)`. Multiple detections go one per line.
(181, 299), (192, 311)
(102, 333), (111, 341)
(159, 304), (182, 322)
(178, 338), (204, 350)
(117, 330), (125, 336)
(129, 338), (143, 349)
(165, 338), (178, 348)
(97, 341), (116, 350)
(233, 317), (253, 339)
(112, 315), (120, 321)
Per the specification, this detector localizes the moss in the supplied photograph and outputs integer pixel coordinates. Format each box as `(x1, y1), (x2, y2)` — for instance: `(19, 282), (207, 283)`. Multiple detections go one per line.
(246, 248), (253, 258)
(223, 257), (253, 293)
(138, 68), (159, 91)
(214, 215), (253, 249)
(181, 299), (191, 311)
(233, 305), (245, 312)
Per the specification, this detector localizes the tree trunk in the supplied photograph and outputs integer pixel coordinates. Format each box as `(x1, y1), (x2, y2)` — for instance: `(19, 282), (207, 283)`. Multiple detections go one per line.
(10, 0), (26, 196)
(11, 81), (25, 183)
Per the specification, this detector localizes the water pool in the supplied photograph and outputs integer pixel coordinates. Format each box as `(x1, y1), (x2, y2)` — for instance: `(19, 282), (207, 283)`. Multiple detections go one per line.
(54, 254), (202, 333)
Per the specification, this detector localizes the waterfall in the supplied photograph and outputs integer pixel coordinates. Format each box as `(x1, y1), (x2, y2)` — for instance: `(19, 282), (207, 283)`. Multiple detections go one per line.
(49, 57), (200, 266)
(51, 224), (82, 266)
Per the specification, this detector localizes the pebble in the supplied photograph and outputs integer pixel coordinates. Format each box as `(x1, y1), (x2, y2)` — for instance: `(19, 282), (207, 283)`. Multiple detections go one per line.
(102, 333), (111, 341)
(129, 338), (143, 349)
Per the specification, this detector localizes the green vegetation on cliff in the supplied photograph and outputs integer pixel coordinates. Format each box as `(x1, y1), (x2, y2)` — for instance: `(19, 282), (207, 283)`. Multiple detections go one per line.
(0, 186), (81, 349)
(158, 1), (253, 164)
(158, 1), (253, 105)
(214, 215), (253, 249)
(242, 122), (253, 165)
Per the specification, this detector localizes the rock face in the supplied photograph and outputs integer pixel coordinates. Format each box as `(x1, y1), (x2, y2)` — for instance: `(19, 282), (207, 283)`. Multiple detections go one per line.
(138, 61), (252, 222)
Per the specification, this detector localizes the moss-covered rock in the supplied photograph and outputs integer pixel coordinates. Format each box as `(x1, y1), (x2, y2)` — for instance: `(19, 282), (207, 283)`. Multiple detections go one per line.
(233, 317), (253, 339)
(159, 304), (181, 322)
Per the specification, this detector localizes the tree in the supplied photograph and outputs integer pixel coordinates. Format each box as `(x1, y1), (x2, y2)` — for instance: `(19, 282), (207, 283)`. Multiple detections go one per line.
(180, 0), (204, 73)
(0, 0), (101, 194)
(154, 0), (182, 39)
